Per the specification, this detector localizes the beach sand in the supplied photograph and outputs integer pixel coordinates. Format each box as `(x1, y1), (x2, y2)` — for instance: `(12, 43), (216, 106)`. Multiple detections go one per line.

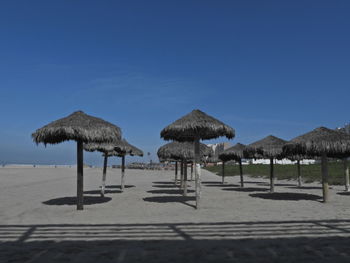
(0, 166), (349, 262)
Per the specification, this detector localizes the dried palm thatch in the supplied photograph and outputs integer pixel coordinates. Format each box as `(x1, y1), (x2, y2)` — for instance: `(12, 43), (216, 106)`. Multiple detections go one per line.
(219, 143), (247, 162)
(219, 143), (246, 187)
(84, 142), (115, 153)
(247, 135), (287, 159)
(283, 127), (350, 202)
(160, 109), (234, 210)
(85, 139), (144, 157)
(32, 111), (122, 210)
(84, 139), (143, 194)
(246, 135), (287, 193)
(160, 109), (235, 141)
(113, 139), (144, 157)
(32, 111), (122, 145)
(283, 127), (350, 158)
(157, 141), (211, 161)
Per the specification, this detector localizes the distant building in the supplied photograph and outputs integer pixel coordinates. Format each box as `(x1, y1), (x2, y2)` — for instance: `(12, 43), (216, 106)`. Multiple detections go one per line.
(206, 142), (231, 164)
(251, 158), (315, 165)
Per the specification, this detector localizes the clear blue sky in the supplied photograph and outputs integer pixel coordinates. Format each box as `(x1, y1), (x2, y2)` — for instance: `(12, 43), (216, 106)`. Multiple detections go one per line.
(1, 0), (349, 166)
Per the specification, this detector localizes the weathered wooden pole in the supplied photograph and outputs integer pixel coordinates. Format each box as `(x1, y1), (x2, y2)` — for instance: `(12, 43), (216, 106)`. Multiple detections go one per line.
(175, 161), (178, 184)
(77, 140), (84, 210)
(239, 158), (244, 187)
(183, 160), (188, 196)
(121, 155), (126, 191)
(194, 137), (201, 209)
(297, 159), (302, 187)
(191, 163), (193, 181)
(221, 161), (225, 184)
(321, 153), (329, 202)
(343, 158), (350, 192)
(100, 154), (108, 197)
(269, 157), (274, 193)
(180, 161), (184, 189)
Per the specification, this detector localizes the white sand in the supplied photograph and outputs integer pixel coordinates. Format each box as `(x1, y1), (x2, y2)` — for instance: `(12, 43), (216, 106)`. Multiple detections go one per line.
(0, 167), (349, 262)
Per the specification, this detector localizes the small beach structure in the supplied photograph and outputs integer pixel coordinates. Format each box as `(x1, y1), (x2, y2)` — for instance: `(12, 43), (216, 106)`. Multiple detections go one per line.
(32, 111), (121, 210)
(283, 127), (350, 202)
(160, 109), (235, 209)
(84, 139), (143, 195)
(219, 143), (247, 187)
(157, 141), (212, 195)
(247, 135), (287, 193)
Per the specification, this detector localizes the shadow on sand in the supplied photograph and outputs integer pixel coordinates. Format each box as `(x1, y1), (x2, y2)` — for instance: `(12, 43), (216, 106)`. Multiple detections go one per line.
(222, 187), (268, 192)
(249, 192), (322, 201)
(337, 191), (350, 196)
(105, 185), (135, 189)
(42, 196), (112, 206)
(257, 182), (296, 187)
(143, 196), (195, 208)
(287, 186), (322, 190)
(152, 181), (175, 185)
(152, 184), (179, 188)
(1, 220), (350, 262)
(203, 184), (239, 188)
(148, 189), (195, 195)
(84, 189), (122, 195)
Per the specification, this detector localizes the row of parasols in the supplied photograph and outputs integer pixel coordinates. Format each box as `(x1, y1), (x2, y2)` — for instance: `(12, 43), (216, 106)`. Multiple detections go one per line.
(32, 109), (350, 210)
(157, 130), (350, 206)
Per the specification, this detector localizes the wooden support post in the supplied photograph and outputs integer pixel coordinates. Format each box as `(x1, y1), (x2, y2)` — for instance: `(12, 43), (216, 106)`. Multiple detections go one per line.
(101, 154), (108, 197)
(239, 159), (244, 187)
(175, 161), (178, 185)
(191, 163), (193, 181)
(297, 159), (302, 188)
(77, 140), (84, 210)
(183, 160), (188, 196)
(221, 161), (225, 184)
(343, 158), (350, 192)
(121, 155), (126, 191)
(180, 161), (184, 189)
(321, 153), (329, 203)
(194, 137), (201, 209)
(270, 157), (274, 193)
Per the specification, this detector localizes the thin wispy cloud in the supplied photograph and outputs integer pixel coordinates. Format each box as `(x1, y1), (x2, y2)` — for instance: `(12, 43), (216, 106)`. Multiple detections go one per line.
(68, 71), (201, 108)
(222, 115), (313, 128)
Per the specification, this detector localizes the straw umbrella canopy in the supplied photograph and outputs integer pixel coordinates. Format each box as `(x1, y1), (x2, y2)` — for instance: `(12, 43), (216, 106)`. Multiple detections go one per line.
(336, 127), (350, 192)
(160, 109), (235, 209)
(219, 143), (247, 187)
(157, 141), (212, 191)
(157, 141), (212, 162)
(108, 139), (143, 192)
(32, 111), (122, 210)
(283, 127), (350, 202)
(247, 135), (287, 193)
(283, 153), (312, 188)
(84, 139), (143, 194)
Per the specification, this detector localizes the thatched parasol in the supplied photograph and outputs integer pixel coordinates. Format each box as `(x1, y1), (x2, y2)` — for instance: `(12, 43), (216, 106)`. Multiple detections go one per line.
(247, 135), (287, 193)
(157, 141), (212, 162)
(107, 139), (143, 192)
(219, 143), (247, 187)
(160, 109), (235, 209)
(84, 139), (143, 194)
(283, 127), (350, 202)
(32, 111), (122, 210)
(338, 127), (350, 192)
(284, 153), (312, 188)
(84, 142), (112, 196)
(157, 141), (212, 195)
